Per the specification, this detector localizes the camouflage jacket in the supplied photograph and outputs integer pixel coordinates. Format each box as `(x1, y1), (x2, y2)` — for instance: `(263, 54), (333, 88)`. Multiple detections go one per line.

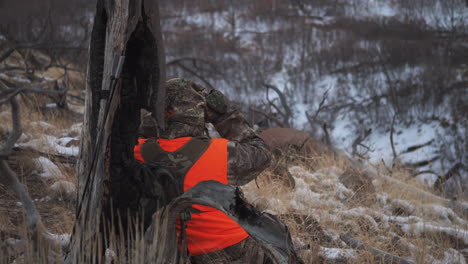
(212, 108), (271, 186)
(138, 78), (271, 186)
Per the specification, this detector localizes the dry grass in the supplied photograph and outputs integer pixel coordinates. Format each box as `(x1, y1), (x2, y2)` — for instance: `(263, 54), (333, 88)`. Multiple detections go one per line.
(242, 149), (467, 263)
(1, 103), (467, 263)
(1, 47), (466, 262)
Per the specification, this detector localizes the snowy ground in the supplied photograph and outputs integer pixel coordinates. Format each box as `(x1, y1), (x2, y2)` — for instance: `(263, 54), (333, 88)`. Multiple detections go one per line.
(242, 163), (468, 263)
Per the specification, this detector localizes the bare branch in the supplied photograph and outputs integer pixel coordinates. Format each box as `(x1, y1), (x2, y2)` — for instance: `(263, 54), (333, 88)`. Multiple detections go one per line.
(168, 60), (215, 90)
(0, 80), (64, 257)
(352, 128), (372, 157)
(404, 156), (440, 168)
(248, 106), (285, 128)
(321, 123), (333, 151)
(264, 83), (292, 127)
(400, 140), (434, 154)
(0, 160), (64, 257)
(0, 86), (67, 106)
(166, 57), (217, 70)
(390, 114), (398, 163)
(0, 47), (16, 64)
(0, 83), (22, 158)
(433, 162), (464, 192)
(312, 88), (330, 121)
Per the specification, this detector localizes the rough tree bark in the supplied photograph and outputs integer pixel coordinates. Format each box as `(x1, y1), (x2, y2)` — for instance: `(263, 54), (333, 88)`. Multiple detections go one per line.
(66, 0), (166, 261)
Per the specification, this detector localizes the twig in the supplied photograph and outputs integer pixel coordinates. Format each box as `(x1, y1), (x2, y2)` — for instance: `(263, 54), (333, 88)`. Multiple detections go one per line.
(168, 61), (215, 90)
(312, 88), (330, 121)
(0, 86), (67, 105)
(264, 83), (292, 127)
(404, 156), (440, 168)
(400, 140), (434, 154)
(0, 47), (16, 64)
(390, 114), (397, 163)
(433, 163), (464, 192)
(351, 128), (372, 157)
(248, 106), (285, 127)
(0, 79), (64, 257)
(321, 123), (333, 151)
(0, 97), (22, 158)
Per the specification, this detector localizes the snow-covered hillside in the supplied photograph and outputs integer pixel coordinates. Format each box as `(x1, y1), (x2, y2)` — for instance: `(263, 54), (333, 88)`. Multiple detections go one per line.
(161, 0), (468, 197)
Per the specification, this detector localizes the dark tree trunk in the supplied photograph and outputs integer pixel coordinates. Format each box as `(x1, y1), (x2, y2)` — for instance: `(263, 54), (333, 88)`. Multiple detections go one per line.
(66, 0), (166, 261)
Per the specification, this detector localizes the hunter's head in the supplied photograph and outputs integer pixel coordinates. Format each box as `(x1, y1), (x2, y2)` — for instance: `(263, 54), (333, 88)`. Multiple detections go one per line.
(139, 78), (207, 139)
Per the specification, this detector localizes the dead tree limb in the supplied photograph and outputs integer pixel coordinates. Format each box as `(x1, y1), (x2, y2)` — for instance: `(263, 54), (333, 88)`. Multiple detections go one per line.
(0, 94), (22, 158)
(400, 140), (434, 154)
(311, 89), (329, 121)
(404, 156), (440, 169)
(0, 86), (67, 105)
(351, 128), (372, 157)
(0, 161), (63, 255)
(390, 114), (398, 164)
(321, 123), (335, 152)
(434, 163), (464, 192)
(0, 47), (16, 64)
(340, 233), (414, 264)
(249, 106), (285, 128)
(0, 89), (63, 258)
(168, 59), (215, 90)
(264, 83), (292, 127)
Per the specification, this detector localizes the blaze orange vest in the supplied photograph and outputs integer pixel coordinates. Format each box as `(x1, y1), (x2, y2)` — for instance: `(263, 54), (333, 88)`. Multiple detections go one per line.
(134, 137), (249, 256)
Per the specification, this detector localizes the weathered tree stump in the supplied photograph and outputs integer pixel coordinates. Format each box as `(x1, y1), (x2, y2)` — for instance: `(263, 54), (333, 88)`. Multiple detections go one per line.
(66, 0), (166, 261)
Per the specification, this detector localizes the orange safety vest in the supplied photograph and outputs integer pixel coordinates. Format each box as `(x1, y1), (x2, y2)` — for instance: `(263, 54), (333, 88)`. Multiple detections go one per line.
(134, 137), (249, 256)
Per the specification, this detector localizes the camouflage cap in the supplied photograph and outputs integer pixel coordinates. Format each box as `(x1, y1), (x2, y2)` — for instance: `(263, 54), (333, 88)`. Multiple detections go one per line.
(159, 78), (207, 139)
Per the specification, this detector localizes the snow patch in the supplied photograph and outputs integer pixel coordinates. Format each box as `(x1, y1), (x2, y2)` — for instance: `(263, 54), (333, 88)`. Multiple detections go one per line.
(319, 247), (356, 260)
(18, 135), (79, 157)
(433, 248), (467, 264)
(35, 157), (62, 178)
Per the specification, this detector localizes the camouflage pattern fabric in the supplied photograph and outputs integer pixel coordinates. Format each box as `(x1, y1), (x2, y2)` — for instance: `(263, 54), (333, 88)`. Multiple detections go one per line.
(138, 78), (273, 262)
(160, 78), (207, 139)
(138, 78), (271, 186)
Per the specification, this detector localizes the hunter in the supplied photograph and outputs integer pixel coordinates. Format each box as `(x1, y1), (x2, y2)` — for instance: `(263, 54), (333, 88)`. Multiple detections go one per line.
(134, 78), (273, 263)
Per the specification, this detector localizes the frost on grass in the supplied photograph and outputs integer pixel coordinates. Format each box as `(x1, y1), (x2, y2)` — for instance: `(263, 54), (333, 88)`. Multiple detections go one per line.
(319, 247), (356, 261)
(433, 249), (467, 264)
(34, 156), (62, 179)
(242, 164), (468, 263)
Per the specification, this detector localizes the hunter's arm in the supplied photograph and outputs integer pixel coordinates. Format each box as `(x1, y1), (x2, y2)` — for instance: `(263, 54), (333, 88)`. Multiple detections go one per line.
(211, 106), (271, 186)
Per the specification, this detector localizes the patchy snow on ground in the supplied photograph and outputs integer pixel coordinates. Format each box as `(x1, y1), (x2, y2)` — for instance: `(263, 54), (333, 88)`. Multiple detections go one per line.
(34, 156), (62, 179)
(243, 164), (468, 263)
(17, 134), (79, 157)
(319, 247), (356, 261)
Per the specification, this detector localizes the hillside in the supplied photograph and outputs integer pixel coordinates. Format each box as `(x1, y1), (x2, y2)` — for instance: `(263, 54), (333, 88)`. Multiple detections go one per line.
(0, 50), (467, 264)
(1, 0), (467, 263)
